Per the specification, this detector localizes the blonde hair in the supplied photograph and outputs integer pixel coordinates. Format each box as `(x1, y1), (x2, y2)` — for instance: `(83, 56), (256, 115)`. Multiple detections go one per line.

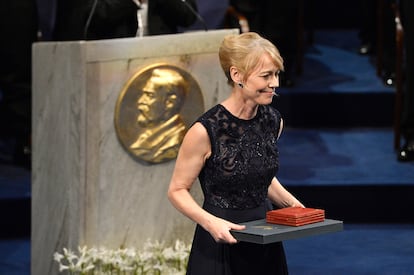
(218, 32), (284, 85)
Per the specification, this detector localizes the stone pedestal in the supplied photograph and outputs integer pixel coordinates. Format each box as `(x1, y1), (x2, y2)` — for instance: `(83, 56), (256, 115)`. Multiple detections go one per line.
(31, 29), (238, 275)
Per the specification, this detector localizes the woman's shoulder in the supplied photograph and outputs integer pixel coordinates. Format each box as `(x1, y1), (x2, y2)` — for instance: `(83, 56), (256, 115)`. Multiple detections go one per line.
(196, 104), (223, 122)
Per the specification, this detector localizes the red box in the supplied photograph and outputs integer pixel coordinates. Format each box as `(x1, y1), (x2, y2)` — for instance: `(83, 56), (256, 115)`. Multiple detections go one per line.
(266, 207), (325, 226)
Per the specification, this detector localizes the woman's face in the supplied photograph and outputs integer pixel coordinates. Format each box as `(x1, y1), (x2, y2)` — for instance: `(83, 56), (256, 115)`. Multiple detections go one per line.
(242, 53), (280, 105)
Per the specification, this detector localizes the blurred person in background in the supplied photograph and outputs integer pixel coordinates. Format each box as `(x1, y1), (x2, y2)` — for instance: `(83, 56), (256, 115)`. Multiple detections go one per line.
(36, 0), (199, 41)
(398, 0), (414, 161)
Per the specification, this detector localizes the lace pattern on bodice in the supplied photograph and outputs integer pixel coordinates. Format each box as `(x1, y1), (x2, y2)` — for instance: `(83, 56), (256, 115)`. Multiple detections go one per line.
(197, 104), (281, 209)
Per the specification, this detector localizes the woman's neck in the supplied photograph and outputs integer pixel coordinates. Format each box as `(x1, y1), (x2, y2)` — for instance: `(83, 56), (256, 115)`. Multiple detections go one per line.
(221, 94), (258, 120)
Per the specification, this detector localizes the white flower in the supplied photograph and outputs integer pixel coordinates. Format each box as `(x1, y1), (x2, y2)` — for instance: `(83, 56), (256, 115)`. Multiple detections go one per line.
(53, 252), (64, 262)
(53, 239), (191, 274)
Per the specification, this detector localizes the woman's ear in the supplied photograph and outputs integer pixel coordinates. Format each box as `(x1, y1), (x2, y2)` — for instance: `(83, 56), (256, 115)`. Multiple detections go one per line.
(230, 66), (242, 84)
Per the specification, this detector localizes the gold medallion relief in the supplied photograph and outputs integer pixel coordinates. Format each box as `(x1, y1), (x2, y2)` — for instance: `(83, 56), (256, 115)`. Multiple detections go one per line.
(115, 64), (204, 164)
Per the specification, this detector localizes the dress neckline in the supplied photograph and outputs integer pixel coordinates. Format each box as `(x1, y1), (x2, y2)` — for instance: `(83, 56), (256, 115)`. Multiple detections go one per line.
(218, 104), (261, 122)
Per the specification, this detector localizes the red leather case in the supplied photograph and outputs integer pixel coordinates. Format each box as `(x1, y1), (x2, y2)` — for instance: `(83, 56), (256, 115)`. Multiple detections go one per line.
(266, 207), (325, 226)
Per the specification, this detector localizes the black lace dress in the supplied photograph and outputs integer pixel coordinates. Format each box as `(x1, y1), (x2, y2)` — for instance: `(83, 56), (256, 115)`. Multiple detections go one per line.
(186, 104), (288, 275)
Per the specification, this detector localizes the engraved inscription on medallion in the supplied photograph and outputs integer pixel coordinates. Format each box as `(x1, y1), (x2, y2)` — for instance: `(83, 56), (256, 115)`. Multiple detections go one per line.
(115, 64), (204, 164)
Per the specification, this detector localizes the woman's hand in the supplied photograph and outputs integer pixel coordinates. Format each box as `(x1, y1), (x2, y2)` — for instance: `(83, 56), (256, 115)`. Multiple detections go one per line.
(203, 216), (246, 244)
(268, 177), (305, 208)
(290, 199), (305, 208)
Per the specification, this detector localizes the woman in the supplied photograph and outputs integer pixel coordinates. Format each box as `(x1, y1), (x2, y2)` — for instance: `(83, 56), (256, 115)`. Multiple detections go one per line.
(168, 32), (304, 275)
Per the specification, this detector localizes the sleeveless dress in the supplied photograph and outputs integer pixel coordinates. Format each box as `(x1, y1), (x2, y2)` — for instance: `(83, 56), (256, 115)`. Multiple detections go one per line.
(186, 104), (288, 275)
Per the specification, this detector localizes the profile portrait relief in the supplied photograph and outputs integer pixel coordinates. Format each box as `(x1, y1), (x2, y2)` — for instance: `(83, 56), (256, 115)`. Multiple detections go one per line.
(114, 64), (204, 164)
